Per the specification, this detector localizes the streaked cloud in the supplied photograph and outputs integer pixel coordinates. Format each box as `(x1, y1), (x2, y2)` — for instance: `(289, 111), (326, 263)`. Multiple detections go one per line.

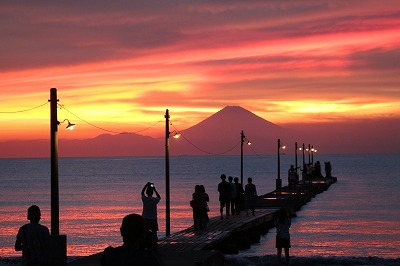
(0, 0), (399, 141)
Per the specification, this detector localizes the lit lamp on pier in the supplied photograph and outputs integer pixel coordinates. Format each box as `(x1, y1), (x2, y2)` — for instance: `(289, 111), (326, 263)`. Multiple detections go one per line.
(307, 144), (311, 164)
(295, 142), (298, 174)
(311, 146), (317, 164)
(165, 109), (180, 236)
(49, 88), (76, 266)
(240, 130), (251, 185)
(276, 139), (286, 190)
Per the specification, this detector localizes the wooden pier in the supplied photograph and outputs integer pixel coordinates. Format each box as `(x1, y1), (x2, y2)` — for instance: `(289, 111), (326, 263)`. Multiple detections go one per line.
(159, 209), (277, 251)
(68, 176), (337, 266)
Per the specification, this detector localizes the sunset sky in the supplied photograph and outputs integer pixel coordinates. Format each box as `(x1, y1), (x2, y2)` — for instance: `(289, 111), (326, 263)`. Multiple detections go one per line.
(1, 1), (399, 142)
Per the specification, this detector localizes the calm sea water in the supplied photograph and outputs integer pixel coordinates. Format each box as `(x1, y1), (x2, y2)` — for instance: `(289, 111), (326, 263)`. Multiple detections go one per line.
(1, 154), (399, 262)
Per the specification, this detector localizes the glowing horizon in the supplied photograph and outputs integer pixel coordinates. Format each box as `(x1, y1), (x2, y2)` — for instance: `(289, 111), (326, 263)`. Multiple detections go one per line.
(1, 1), (399, 141)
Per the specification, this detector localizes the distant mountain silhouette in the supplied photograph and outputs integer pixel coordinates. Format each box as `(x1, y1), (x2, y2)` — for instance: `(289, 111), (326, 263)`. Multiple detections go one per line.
(0, 133), (162, 158)
(169, 106), (298, 155)
(1, 106), (399, 158)
(59, 133), (162, 157)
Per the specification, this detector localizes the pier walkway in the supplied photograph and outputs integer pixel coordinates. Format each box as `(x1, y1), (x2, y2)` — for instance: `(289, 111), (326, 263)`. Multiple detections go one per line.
(68, 176), (337, 265)
(68, 209), (278, 266)
(159, 208), (277, 251)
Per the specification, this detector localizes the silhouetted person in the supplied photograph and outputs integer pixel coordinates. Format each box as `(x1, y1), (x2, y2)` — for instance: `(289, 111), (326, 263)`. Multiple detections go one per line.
(200, 185), (210, 226)
(191, 185), (209, 230)
(314, 161), (323, 178)
(276, 208), (291, 266)
(234, 177), (244, 215)
(288, 165), (297, 189)
(244, 177), (257, 216)
(306, 163), (313, 179)
(141, 182), (161, 241)
(325, 161), (332, 177)
(15, 205), (50, 266)
(228, 176), (237, 215)
(217, 174), (231, 219)
(301, 164), (307, 182)
(101, 214), (162, 266)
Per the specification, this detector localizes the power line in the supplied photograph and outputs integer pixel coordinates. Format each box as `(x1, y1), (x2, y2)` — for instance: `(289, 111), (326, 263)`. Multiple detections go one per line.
(247, 143), (266, 157)
(59, 102), (162, 134)
(0, 101), (49, 113)
(171, 124), (240, 155)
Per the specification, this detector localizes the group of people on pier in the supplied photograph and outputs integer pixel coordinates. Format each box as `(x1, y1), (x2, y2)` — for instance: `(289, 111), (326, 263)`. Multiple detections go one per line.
(289, 161), (334, 188)
(14, 174), (298, 266)
(190, 174), (258, 231)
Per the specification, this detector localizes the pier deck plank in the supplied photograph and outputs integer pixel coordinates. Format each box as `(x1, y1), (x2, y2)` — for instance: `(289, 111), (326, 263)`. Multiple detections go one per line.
(158, 208), (277, 252)
(68, 178), (337, 265)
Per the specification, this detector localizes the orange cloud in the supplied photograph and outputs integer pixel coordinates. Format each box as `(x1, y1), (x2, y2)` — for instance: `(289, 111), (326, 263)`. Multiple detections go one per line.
(1, 1), (399, 142)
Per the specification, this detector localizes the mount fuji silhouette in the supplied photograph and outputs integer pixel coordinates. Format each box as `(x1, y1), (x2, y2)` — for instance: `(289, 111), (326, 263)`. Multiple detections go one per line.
(169, 106), (298, 155)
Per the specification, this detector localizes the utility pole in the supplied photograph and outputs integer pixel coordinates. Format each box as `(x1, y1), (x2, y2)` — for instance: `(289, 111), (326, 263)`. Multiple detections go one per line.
(49, 88), (67, 266)
(165, 109), (170, 236)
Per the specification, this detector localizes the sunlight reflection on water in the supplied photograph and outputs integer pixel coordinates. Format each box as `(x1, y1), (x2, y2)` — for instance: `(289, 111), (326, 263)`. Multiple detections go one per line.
(1, 154), (400, 258)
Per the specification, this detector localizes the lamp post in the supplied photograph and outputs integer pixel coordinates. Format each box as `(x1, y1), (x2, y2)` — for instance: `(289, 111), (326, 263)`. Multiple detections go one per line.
(49, 88), (67, 266)
(165, 109), (171, 236)
(311, 146), (316, 164)
(308, 144), (311, 164)
(276, 139), (285, 190)
(302, 143), (305, 167)
(240, 130), (251, 186)
(50, 88), (59, 236)
(295, 142), (298, 174)
(240, 131), (244, 185)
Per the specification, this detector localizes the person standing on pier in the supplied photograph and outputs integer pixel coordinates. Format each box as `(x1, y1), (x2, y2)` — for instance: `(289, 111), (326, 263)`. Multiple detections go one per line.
(234, 177), (244, 215)
(15, 205), (50, 266)
(218, 174), (231, 219)
(275, 208), (291, 266)
(244, 177), (257, 216)
(288, 165), (297, 189)
(228, 176), (237, 215)
(200, 185), (210, 226)
(325, 161), (332, 177)
(191, 185), (209, 230)
(141, 182), (161, 242)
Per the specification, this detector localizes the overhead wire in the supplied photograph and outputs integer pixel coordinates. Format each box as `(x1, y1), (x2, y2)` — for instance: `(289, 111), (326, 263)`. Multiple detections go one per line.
(0, 101), (257, 155)
(0, 101), (49, 113)
(58, 102), (162, 134)
(170, 123), (241, 155)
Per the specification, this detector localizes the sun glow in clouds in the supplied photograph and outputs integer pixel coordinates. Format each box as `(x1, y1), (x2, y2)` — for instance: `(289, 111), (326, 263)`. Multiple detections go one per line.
(0, 1), (399, 141)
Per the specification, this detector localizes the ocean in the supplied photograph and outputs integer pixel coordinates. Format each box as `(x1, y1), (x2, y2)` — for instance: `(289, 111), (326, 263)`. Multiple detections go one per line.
(1, 154), (399, 265)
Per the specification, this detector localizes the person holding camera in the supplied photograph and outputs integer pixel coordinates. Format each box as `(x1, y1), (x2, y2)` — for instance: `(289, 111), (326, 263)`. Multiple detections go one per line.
(141, 182), (161, 242)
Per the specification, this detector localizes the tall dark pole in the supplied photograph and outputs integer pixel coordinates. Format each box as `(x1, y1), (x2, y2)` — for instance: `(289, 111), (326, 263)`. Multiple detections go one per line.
(302, 143), (305, 167)
(240, 130), (244, 185)
(295, 142), (298, 174)
(50, 88), (59, 236)
(311, 145), (314, 164)
(165, 109), (170, 236)
(49, 88), (67, 266)
(308, 144), (311, 164)
(276, 139), (282, 190)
